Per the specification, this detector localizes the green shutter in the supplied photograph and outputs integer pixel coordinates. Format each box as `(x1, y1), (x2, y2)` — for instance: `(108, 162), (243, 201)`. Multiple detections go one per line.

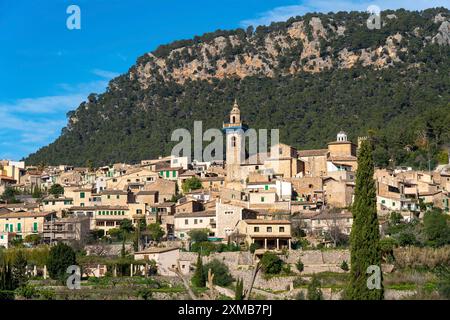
(33, 222), (38, 232)
(80, 192), (85, 199)
(264, 185), (268, 190)
(9, 224), (13, 232)
(172, 171), (176, 177)
(17, 223), (21, 232)
(165, 171), (170, 178)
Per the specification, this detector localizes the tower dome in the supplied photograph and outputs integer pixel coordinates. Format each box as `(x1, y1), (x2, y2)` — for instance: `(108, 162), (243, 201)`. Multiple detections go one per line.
(337, 131), (348, 142)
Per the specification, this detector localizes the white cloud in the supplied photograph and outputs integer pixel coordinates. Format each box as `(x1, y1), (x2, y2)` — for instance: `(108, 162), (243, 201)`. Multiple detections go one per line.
(0, 70), (118, 160)
(91, 68), (120, 79)
(240, 0), (450, 27)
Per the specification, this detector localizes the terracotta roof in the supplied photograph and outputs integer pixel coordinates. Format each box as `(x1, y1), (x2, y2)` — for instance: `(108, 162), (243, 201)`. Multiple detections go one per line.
(69, 205), (129, 211)
(134, 247), (180, 254)
(243, 219), (291, 225)
(136, 190), (158, 195)
(0, 211), (56, 219)
(175, 210), (215, 218)
(101, 190), (128, 195)
(298, 149), (328, 157)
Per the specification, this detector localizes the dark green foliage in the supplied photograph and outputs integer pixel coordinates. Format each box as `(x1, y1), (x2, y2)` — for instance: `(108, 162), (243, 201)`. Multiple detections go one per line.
(203, 259), (233, 286)
(49, 184), (64, 197)
(12, 250), (28, 288)
(190, 241), (239, 255)
(436, 266), (450, 299)
(347, 140), (384, 300)
(147, 223), (165, 241)
(191, 253), (206, 287)
(340, 260), (349, 272)
(235, 278), (244, 300)
(1, 187), (19, 203)
(119, 219), (134, 234)
(423, 209), (450, 247)
(24, 9), (450, 169)
(260, 252), (284, 274)
(296, 258), (304, 272)
(188, 229), (209, 243)
(31, 186), (43, 198)
(182, 177), (202, 193)
(307, 275), (323, 300)
(249, 242), (260, 253)
(47, 243), (76, 281)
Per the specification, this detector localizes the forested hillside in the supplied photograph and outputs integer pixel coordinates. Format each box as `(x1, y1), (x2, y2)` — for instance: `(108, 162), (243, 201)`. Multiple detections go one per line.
(25, 8), (450, 168)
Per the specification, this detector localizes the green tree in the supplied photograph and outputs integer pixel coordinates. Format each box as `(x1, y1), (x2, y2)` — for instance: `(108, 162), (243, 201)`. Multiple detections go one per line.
(147, 223), (165, 242)
(260, 252), (283, 275)
(203, 259), (233, 286)
(423, 209), (450, 247)
(24, 234), (42, 246)
(296, 258), (304, 272)
(346, 140), (384, 300)
(191, 253), (206, 287)
(49, 184), (64, 197)
(32, 186), (43, 199)
(1, 187), (19, 203)
(235, 278), (244, 300)
(119, 219), (134, 234)
(188, 229), (209, 243)
(307, 275), (323, 300)
(12, 250), (28, 288)
(47, 243), (76, 281)
(182, 177), (202, 193)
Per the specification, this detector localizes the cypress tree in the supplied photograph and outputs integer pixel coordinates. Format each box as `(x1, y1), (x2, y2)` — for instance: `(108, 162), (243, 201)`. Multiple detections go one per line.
(235, 278), (244, 300)
(346, 140), (384, 300)
(191, 253), (206, 287)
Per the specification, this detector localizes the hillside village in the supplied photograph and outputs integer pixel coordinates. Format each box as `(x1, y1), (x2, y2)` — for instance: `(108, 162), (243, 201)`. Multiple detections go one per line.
(1, 101), (449, 300)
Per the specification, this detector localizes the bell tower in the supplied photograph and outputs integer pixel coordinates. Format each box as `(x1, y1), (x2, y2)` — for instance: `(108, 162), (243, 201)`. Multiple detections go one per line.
(223, 100), (247, 183)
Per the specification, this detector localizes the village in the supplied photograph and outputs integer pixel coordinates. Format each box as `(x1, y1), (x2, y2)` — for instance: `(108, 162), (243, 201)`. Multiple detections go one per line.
(0, 101), (449, 300)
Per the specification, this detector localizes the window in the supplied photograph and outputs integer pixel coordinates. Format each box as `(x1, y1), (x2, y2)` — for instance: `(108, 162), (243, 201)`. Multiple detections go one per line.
(137, 209), (142, 215)
(264, 185), (269, 190)
(113, 178), (117, 182)
(106, 221), (115, 227)
(96, 221), (105, 226)
(254, 227), (259, 232)
(172, 171), (177, 177)
(17, 223), (21, 232)
(267, 227), (272, 232)
(381, 200), (385, 204)
(80, 192), (85, 199)
(80, 203), (85, 207)
(231, 136), (236, 147)
(194, 219), (198, 225)
(261, 197), (265, 202)
(279, 226), (285, 232)
(107, 195), (111, 199)
(199, 219), (203, 223)
(185, 219), (188, 225)
(33, 222), (38, 232)
(224, 211), (234, 215)
(165, 171), (170, 178)
(116, 195), (120, 199)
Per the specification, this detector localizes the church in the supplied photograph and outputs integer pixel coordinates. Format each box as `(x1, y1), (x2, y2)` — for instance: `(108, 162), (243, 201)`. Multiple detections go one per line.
(222, 101), (359, 190)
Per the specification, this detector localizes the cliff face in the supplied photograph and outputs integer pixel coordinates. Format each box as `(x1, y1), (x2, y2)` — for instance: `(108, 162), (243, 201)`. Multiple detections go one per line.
(26, 9), (450, 167)
(128, 11), (449, 86)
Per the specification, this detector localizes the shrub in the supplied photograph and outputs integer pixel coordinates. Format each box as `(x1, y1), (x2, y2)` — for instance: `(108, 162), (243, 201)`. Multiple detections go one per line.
(188, 229), (209, 243)
(249, 243), (260, 253)
(296, 258), (304, 272)
(203, 259), (233, 287)
(260, 252), (284, 275)
(307, 275), (323, 300)
(340, 260), (349, 271)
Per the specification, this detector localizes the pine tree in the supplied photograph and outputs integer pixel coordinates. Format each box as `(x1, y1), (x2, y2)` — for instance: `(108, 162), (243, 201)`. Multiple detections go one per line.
(191, 253), (206, 287)
(346, 140), (384, 300)
(307, 275), (323, 300)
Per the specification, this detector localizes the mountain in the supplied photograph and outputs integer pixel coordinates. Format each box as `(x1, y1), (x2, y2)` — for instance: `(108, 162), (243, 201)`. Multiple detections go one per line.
(25, 8), (450, 169)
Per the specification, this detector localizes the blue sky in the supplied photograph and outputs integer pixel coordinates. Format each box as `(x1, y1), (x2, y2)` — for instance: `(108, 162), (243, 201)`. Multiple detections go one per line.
(1, 0), (449, 161)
